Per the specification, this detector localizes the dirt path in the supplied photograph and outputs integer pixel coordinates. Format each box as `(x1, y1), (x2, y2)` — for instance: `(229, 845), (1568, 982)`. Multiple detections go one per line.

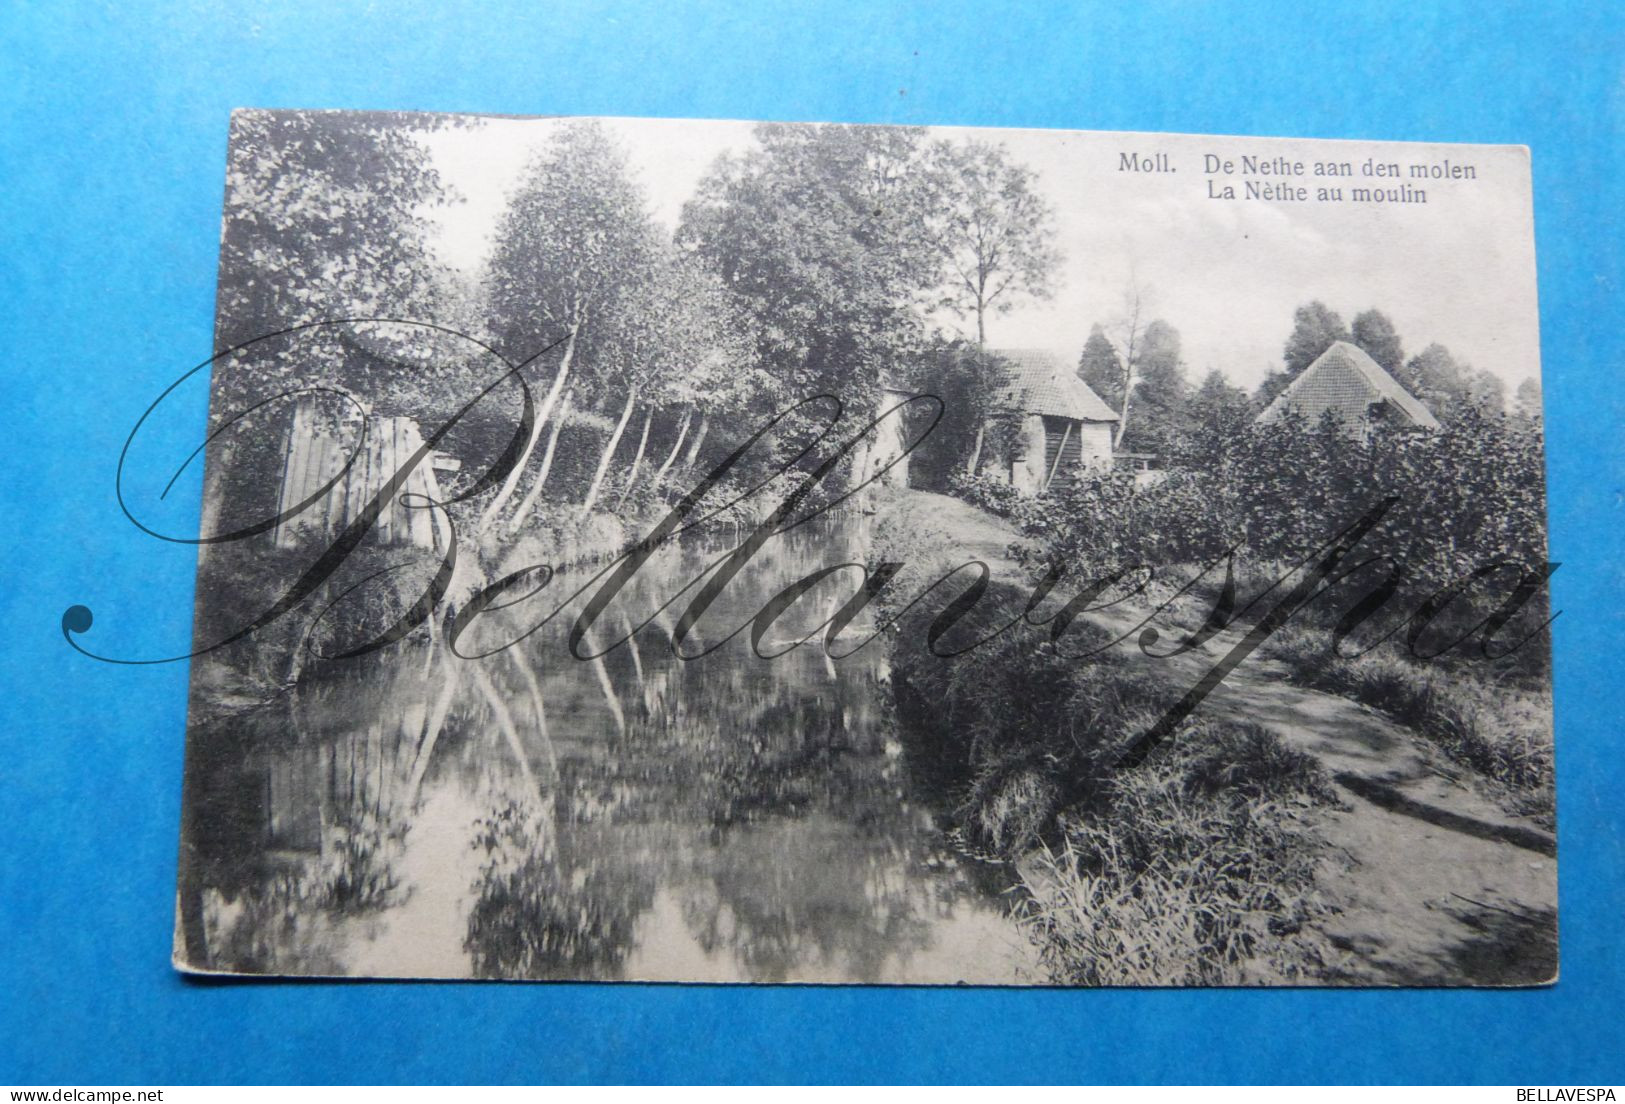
(1193, 643), (1556, 985)
(876, 489), (1558, 986)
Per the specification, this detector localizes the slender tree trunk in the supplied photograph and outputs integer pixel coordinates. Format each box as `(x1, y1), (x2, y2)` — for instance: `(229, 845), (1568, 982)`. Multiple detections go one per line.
(1114, 377), (1134, 449)
(507, 383), (574, 534)
(1113, 295), (1144, 451)
(650, 405), (693, 491)
(615, 405), (654, 511)
(966, 423), (986, 476)
(581, 386), (637, 515)
(967, 307), (988, 474)
(682, 411), (710, 471)
(478, 324), (579, 534)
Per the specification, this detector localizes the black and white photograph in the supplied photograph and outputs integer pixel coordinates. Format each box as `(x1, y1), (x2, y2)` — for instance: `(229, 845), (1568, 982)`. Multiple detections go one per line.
(172, 111), (1556, 986)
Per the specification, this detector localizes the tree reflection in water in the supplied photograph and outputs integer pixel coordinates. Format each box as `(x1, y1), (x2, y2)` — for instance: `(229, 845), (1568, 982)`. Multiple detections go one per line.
(179, 519), (1036, 981)
(464, 799), (654, 980)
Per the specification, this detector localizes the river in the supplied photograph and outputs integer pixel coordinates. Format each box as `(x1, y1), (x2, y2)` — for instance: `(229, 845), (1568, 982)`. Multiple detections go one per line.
(177, 515), (1040, 982)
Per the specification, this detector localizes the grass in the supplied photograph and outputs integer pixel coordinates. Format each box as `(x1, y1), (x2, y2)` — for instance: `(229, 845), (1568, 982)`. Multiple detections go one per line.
(1264, 622), (1555, 822)
(1014, 717), (1341, 986)
(886, 577), (1344, 984)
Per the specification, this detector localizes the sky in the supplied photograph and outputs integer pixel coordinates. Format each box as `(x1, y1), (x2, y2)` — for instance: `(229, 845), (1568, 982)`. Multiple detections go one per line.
(421, 115), (1542, 392)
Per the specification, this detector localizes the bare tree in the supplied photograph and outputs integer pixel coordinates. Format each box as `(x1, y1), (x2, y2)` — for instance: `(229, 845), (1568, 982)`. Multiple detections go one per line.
(1109, 276), (1152, 449)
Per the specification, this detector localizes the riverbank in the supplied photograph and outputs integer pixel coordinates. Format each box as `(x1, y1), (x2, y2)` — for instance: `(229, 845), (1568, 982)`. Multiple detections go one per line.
(874, 486), (1557, 986)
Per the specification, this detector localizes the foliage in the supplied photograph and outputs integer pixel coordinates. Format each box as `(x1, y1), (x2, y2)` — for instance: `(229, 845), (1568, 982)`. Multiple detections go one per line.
(1514, 377), (1543, 423)
(1264, 623), (1555, 820)
(1022, 408), (1547, 602)
(1013, 467), (1240, 573)
(1117, 318), (1191, 454)
(215, 110), (457, 347)
(925, 139), (1062, 344)
(679, 124), (940, 425)
(485, 121), (661, 358)
(1180, 368), (1256, 466)
(1351, 308), (1406, 374)
(1281, 300), (1351, 377)
(887, 587), (1339, 984)
(465, 801), (652, 980)
(901, 341), (1024, 488)
(1018, 720), (1337, 986)
(1077, 323), (1126, 412)
(1398, 342), (1507, 422)
(944, 468), (1026, 518)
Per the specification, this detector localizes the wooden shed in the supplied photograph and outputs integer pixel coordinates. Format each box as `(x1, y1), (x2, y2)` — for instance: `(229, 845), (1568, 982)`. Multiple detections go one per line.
(270, 397), (457, 551)
(981, 349), (1119, 495)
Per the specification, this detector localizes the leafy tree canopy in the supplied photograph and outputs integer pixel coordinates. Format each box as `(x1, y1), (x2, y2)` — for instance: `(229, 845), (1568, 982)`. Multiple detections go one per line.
(1351, 308), (1405, 374)
(1282, 300), (1351, 377)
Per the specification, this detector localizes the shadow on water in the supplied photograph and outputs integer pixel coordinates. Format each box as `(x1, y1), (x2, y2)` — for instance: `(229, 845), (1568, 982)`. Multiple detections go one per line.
(178, 516), (1038, 982)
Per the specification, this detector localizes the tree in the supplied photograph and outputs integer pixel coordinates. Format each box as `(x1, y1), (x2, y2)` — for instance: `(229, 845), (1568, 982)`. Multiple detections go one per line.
(1119, 319), (1190, 454)
(926, 140), (1062, 345)
(1398, 343), (1504, 423)
(641, 263), (761, 494)
(1514, 377), (1544, 423)
(1183, 368), (1254, 464)
(1351, 309), (1405, 375)
(1107, 278), (1153, 448)
(205, 112), (467, 535)
(679, 123), (941, 469)
(577, 249), (751, 514)
(880, 339), (1012, 490)
(1282, 301), (1351, 377)
(215, 110), (455, 347)
(1077, 324), (1125, 412)
(1466, 370), (1507, 417)
(1254, 369), (1292, 408)
(480, 121), (663, 532)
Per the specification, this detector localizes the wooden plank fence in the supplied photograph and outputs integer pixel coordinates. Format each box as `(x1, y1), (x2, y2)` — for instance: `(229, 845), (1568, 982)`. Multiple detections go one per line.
(271, 397), (449, 551)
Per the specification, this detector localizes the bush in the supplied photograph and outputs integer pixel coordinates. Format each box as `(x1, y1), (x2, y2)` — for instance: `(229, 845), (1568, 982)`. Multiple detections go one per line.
(945, 469), (1025, 518)
(1008, 411), (1552, 683)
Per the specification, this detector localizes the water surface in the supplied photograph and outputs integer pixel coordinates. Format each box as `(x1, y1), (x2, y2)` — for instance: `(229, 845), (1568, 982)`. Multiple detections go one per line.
(178, 518), (1038, 983)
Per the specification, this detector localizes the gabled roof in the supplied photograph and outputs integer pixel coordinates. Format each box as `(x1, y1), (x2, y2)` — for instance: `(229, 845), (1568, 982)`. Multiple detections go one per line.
(993, 348), (1120, 423)
(1257, 340), (1441, 431)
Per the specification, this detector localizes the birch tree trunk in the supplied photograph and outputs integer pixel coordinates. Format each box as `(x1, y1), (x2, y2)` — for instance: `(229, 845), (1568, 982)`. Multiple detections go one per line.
(650, 405), (693, 492)
(1114, 381), (1134, 449)
(965, 423), (986, 476)
(581, 386), (637, 515)
(615, 405), (654, 511)
(478, 323), (579, 535)
(506, 384), (575, 535)
(682, 411), (711, 471)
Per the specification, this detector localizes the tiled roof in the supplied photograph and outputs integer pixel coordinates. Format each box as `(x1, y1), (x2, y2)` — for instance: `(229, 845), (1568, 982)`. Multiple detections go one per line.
(1257, 340), (1441, 430)
(993, 348), (1120, 423)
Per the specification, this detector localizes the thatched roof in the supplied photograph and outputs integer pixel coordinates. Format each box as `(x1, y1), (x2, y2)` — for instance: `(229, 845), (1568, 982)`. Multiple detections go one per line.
(1257, 340), (1441, 430)
(993, 348), (1119, 423)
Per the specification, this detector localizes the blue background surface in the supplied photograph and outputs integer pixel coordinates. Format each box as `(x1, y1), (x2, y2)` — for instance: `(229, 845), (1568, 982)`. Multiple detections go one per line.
(2, 0), (1622, 1085)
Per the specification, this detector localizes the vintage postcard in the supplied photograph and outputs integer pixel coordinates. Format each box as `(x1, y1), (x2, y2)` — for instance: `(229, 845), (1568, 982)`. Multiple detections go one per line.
(171, 111), (1555, 984)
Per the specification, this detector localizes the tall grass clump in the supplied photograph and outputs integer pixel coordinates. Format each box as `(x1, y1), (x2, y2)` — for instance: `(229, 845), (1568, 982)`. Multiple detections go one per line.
(1015, 717), (1340, 986)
